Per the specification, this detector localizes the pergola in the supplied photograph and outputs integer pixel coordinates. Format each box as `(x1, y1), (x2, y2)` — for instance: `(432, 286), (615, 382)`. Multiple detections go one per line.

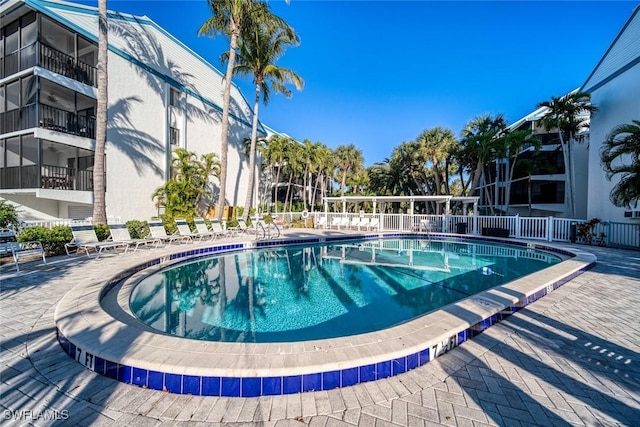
(321, 195), (480, 216)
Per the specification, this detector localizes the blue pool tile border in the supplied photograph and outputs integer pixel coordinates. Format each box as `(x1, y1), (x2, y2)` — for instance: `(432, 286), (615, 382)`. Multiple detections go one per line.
(58, 235), (595, 397)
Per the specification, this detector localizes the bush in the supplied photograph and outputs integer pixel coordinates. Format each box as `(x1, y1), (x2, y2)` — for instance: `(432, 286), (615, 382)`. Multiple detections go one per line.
(93, 223), (110, 241)
(158, 214), (177, 235)
(17, 225), (72, 256)
(126, 220), (150, 239)
(0, 200), (19, 229)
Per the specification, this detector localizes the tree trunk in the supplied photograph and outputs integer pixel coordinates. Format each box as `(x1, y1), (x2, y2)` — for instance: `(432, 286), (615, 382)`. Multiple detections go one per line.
(432, 155), (441, 195)
(243, 83), (261, 221)
(556, 125), (573, 218)
(216, 25), (239, 221)
(273, 165), (281, 214)
(504, 155), (518, 214)
(92, 0), (108, 224)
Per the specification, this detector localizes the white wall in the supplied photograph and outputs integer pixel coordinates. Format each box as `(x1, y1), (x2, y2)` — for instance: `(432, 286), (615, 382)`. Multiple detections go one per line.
(586, 61), (640, 223)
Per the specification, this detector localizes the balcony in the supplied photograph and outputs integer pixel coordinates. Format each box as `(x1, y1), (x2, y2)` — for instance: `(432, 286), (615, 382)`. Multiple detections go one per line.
(0, 104), (95, 138)
(1, 42), (97, 87)
(0, 164), (94, 191)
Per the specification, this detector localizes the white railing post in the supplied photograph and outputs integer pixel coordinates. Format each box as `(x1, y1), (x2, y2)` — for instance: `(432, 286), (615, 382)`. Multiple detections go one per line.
(547, 216), (554, 242)
(515, 214), (521, 238)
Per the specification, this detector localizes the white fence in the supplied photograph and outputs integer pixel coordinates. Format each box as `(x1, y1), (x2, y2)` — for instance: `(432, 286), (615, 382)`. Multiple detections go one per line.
(311, 212), (640, 250)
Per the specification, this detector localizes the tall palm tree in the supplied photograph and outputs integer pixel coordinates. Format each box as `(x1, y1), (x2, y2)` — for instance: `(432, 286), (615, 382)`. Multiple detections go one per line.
(600, 120), (640, 209)
(333, 144), (363, 197)
(199, 0), (270, 220)
(262, 134), (290, 212)
(537, 91), (597, 217)
(460, 114), (508, 213)
(500, 129), (541, 212)
(92, 0), (108, 224)
(416, 127), (457, 195)
(228, 15), (303, 221)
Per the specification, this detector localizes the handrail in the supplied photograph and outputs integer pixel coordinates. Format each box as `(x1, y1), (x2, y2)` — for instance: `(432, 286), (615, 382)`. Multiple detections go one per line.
(268, 221), (281, 239)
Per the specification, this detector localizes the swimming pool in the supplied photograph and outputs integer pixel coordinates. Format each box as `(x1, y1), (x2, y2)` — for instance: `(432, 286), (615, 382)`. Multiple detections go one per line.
(55, 232), (595, 396)
(130, 238), (561, 343)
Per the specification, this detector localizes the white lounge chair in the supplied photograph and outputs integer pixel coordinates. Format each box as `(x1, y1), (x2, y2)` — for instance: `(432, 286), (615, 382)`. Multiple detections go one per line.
(315, 216), (328, 229)
(194, 218), (218, 241)
(148, 219), (191, 245)
(350, 217), (362, 230)
(338, 217), (350, 229)
(175, 218), (211, 241)
(368, 218), (380, 231)
(107, 222), (161, 252)
(0, 230), (46, 271)
(65, 223), (128, 258)
(359, 217), (370, 231)
(330, 217), (342, 229)
(209, 219), (231, 237)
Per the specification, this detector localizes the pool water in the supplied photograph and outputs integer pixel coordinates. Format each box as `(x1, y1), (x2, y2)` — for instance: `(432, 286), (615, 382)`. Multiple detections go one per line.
(130, 238), (561, 343)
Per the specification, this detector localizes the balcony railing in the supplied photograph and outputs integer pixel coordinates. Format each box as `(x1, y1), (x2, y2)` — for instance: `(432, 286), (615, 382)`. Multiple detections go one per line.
(39, 104), (96, 139)
(39, 43), (96, 87)
(0, 104), (95, 138)
(1, 42), (97, 87)
(0, 164), (94, 191)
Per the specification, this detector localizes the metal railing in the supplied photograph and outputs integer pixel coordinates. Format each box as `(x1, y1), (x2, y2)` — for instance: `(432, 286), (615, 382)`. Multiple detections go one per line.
(310, 212), (640, 250)
(39, 104), (96, 139)
(1, 42), (96, 86)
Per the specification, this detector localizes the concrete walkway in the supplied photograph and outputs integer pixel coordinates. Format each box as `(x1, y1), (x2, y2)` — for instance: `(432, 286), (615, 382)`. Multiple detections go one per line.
(1, 237), (639, 426)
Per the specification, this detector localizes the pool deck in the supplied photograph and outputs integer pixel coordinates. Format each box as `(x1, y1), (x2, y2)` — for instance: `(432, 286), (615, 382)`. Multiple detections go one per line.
(1, 229), (639, 426)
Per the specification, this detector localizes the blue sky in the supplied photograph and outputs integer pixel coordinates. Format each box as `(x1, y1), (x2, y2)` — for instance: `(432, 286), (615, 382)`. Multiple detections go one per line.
(94, 1), (635, 165)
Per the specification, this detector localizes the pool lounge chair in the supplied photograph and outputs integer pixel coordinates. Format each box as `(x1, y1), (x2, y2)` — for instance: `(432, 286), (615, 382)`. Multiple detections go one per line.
(107, 222), (162, 252)
(358, 217), (370, 231)
(350, 217), (362, 230)
(315, 216), (328, 229)
(330, 217), (342, 229)
(65, 223), (129, 258)
(338, 216), (350, 229)
(193, 218), (219, 241)
(368, 218), (380, 231)
(209, 219), (232, 237)
(234, 219), (255, 235)
(0, 230), (47, 271)
(148, 220), (192, 245)
(175, 219), (212, 241)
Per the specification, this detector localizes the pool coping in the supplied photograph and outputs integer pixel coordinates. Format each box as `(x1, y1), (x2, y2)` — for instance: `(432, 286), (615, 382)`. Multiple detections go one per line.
(54, 233), (596, 397)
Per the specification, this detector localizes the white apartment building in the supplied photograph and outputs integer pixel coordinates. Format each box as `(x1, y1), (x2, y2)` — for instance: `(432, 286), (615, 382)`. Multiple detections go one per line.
(0, 0), (263, 221)
(581, 5), (640, 223)
(489, 5), (639, 223)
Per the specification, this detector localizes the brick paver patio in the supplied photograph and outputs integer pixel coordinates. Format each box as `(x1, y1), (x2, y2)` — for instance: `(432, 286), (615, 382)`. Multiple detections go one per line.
(1, 234), (639, 426)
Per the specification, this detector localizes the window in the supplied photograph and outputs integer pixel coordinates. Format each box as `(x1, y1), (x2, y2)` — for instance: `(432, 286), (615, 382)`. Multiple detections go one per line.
(169, 88), (181, 107)
(170, 127), (180, 146)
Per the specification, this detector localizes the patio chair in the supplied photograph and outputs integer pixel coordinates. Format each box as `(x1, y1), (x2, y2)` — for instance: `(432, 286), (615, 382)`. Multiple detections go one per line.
(330, 217), (342, 229)
(350, 217), (362, 230)
(107, 222), (162, 252)
(234, 219), (256, 235)
(193, 218), (218, 241)
(338, 216), (350, 229)
(368, 218), (380, 231)
(0, 229), (46, 272)
(359, 217), (370, 231)
(209, 219), (232, 237)
(148, 219), (192, 245)
(315, 216), (328, 229)
(65, 223), (129, 258)
(175, 218), (211, 241)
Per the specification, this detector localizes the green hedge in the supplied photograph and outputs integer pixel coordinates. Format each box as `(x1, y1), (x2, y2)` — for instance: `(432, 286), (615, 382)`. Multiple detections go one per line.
(17, 226), (72, 256)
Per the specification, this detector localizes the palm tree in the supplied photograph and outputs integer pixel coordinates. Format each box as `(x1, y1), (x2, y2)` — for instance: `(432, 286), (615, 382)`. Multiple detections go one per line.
(333, 144), (363, 197)
(500, 129), (541, 212)
(460, 114), (508, 213)
(199, 0), (270, 221)
(92, 0), (108, 224)
(537, 91), (597, 217)
(600, 120), (640, 209)
(228, 16), (303, 220)
(262, 134), (290, 212)
(416, 127), (457, 195)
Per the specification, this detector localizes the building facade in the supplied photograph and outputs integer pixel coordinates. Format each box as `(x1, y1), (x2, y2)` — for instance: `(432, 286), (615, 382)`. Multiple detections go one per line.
(0, 0), (262, 221)
(581, 5), (640, 223)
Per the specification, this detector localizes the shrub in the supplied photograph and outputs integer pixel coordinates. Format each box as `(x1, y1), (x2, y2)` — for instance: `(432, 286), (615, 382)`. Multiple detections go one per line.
(93, 223), (110, 241)
(17, 225), (72, 256)
(159, 214), (177, 235)
(0, 200), (19, 229)
(126, 220), (150, 239)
